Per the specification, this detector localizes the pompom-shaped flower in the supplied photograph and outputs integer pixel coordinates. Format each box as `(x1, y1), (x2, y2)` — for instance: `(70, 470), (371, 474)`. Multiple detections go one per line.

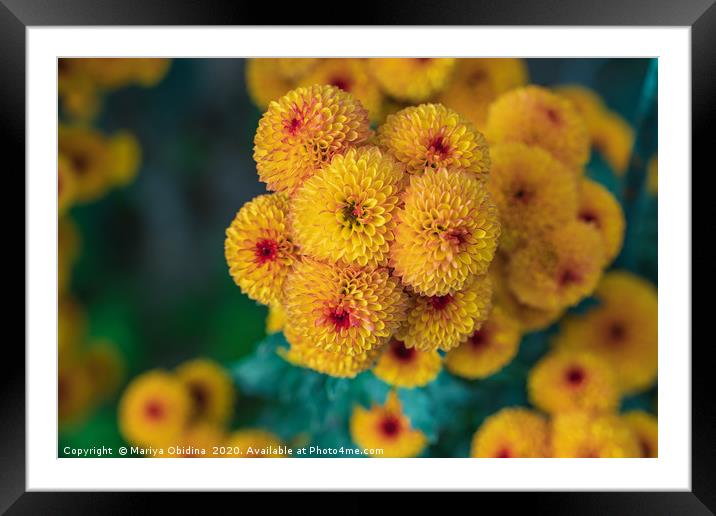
(552, 271), (658, 394)
(253, 85), (371, 193)
(398, 274), (492, 352)
(175, 358), (235, 426)
(377, 104), (490, 176)
(118, 370), (191, 447)
(486, 86), (590, 171)
(437, 58), (528, 131)
(224, 429), (286, 457)
(445, 306), (521, 380)
(291, 146), (405, 267)
(528, 350), (620, 414)
(373, 338), (442, 388)
(224, 193), (296, 306)
(470, 407), (551, 458)
(623, 410), (658, 458)
(488, 143), (579, 251)
(299, 59), (383, 121)
(350, 392), (427, 457)
(283, 259), (408, 355)
(390, 168), (500, 296)
(577, 178), (625, 264)
(551, 412), (640, 458)
(507, 221), (605, 311)
(367, 58), (455, 103)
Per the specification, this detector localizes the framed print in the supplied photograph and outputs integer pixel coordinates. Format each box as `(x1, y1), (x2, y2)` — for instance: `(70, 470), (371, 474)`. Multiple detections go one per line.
(6, 0), (709, 510)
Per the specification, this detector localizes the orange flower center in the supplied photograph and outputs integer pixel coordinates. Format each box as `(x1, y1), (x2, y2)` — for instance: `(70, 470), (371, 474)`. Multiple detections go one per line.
(429, 294), (453, 311)
(558, 268), (581, 287)
(495, 447), (512, 458)
(469, 328), (490, 350)
(390, 339), (417, 363)
(379, 415), (402, 438)
(544, 106), (562, 126)
(144, 400), (165, 421)
(188, 382), (209, 417)
(565, 366), (586, 386)
(327, 306), (353, 331)
(579, 210), (600, 226)
(329, 75), (352, 92)
(254, 239), (278, 265)
(606, 321), (627, 345)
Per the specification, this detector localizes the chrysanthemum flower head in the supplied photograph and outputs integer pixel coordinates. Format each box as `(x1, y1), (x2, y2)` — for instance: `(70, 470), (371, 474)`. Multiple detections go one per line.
(253, 84), (372, 193)
(437, 58), (528, 131)
(488, 143), (579, 251)
(367, 58), (456, 103)
(486, 86), (590, 171)
(577, 178), (625, 264)
(350, 392), (427, 458)
(623, 410), (658, 458)
(398, 274), (493, 352)
(58, 125), (116, 202)
(377, 103), (490, 177)
(445, 306), (521, 380)
(224, 429), (286, 457)
(283, 259), (408, 355)
(390, 168), (500, 296)
(299, 59), (383, 121)
(107, 131), (141, 187)
(118, 370), (191, 447)
(470, 407), (550, 458)
(266, 303), (287, 334)
(552, 271), (658, 394)
(83, 341), (125, 401)
(59, 359), (94, 426)
(175, 358), (235, 426)
(507, 221), (605, 311)
(372, 338), (442, 388)
(528, 349), (620, 414)
(224, 192), (296, 306)
(291, 146), (406, 267)
(551, 411), (640, 458)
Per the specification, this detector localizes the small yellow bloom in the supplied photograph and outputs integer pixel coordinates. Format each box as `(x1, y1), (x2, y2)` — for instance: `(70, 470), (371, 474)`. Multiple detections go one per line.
(377, 103), (490, 177)
(577, 178), (625, 264)
(551, 411), (641, 458)
(470, 407), (550, 458)
(253, 85), (372, 193)
(623, 410), (658, 458)
(108, 131), (141, 187)
(175, 359), (235, 426)
(390, 168), (500, 296)
(397, 274), (493, 352)
(367, 58), (455, 103)
(224, 429), (286, 457)
(350, 392), (427, 458)
(166, 423), (226, 458)
(373, 338), (442, 388)
(445, 306), (521, 380)
(266, 303), (287, 334)
(291, 146), (405, 267)
(83, 341), (125, 401)
(528, 350), (620, 414)
(486, 86), (590, 172)
(224, 193), (296, 306)
(118, 370), (191, 448)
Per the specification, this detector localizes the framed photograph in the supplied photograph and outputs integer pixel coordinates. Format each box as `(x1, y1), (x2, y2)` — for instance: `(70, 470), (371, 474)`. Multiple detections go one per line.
(9, 0), (707, 510)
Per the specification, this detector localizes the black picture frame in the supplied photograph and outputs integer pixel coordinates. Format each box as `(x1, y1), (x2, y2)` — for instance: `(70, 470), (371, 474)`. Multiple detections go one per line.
(6, 0), (707, 511)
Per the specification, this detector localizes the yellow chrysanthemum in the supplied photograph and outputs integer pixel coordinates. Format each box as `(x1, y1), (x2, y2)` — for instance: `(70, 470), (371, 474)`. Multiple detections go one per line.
(224, 193), (296, 306)
(224, 429), (286, 457)
(376, 103), (490, 176)
(299, 59), (383, 121)
(623, 410), (658, 458)
(282, 325), (380, 378)
(350, 392), (427, 458)
(58, 60), (102, 121)
(488, 143), (579, 251)
(470, 407), (550, 458)
(486, 86), (590, 171)
(58, 217), (81, 294)
(83, 341), (125, 401)
(507, 221), (605, 311)
(551, 411), (641, 458)
(58, 295), (86, 357)
(444, 306), (521, 380)
(577, 178), (625, 264)
(291, 146), (405, 267)
(372, 338), (442, 388)
(266, 303), (287, 334)
(390, 168), (500, 296)
(397, 274), (492, 352)
(283, 259), (408, 355)
(165, 423), (226, 458)
(175, 359), (235, 426)
(58, 154), (77, 214)
(647, 154), (658, 194)
(553, 271), (658, 394)
(118, 370), (191, 448)
(245, 59), (295, 111)
(58, 359), (94, 426)
(437, 58), (528, 131)
(107, 131), (141, 187)
(528, 350), (620, 414)
(367, 58), (456, 103)
(253, 84), (371, 193)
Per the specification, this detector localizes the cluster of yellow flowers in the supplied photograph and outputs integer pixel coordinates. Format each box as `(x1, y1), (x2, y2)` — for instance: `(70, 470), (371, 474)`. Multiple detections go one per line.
(117, 359), (284, 457)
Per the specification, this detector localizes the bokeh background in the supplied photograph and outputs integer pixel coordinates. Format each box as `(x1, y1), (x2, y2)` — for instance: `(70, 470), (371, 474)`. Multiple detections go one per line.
(58, 58), (657, 457)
